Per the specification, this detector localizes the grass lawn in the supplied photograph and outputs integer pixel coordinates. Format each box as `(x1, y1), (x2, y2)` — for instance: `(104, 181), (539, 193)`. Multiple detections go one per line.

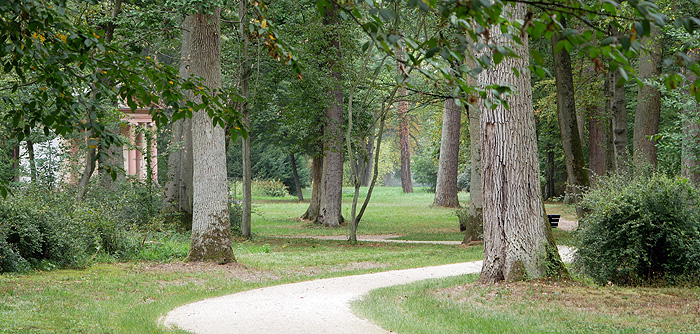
(354, 275), (700, 333)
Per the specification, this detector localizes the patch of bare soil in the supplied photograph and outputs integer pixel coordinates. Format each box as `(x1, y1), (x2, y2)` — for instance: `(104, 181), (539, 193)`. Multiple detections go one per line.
(437, 280), (700, 331)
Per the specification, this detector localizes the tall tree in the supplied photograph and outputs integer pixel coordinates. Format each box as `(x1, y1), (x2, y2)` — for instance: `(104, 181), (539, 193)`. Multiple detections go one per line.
(551, 24), (589, 214)
(186, 6), (235, 263)
(163, 16), (195, 228)
(317, 2), (344, 227)
(433, 98), (461, 207)
(609, 26), (630, 174)
(589, 73), (608, 178)
(479, 3), (567, 282)
(463, 95), (483, 244)
(239, 0), (252, 239)
(396, 49), (413, 193)
(633, 25), (663, 169)
(682, 49), (700, 184)
(302, 153), (322, 220)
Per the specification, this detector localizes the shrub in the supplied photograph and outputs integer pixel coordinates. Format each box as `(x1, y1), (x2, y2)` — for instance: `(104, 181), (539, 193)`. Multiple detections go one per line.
(574, 173), (700, 285)
(413, 155), (437, 191)
(457, 170), (470, 192)
(229, 199), (243, 236)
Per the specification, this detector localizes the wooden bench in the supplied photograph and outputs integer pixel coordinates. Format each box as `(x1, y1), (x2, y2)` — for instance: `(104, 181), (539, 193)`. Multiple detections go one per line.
(547, 214), (560, 228)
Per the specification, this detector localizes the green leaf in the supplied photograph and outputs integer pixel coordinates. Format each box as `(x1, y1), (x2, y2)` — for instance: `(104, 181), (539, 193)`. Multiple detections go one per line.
(425, 47), (441, 59)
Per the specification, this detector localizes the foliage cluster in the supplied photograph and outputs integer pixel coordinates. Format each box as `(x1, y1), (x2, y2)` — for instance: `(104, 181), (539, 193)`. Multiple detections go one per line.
(229, 178), (290, 198)
(0, 182), (169, 273)
(574, 173), (700, 285)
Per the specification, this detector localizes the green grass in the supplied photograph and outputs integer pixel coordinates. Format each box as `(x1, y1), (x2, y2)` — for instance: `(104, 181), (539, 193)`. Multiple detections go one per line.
(354, 275), (700, 334)
(249, 186), (470, 240)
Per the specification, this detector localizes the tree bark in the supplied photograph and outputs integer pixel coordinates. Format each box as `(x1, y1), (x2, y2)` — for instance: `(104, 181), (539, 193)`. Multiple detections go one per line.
(239, 0), (252, 239)
(463, 96), (483, 244)
(633, 25), (662, 169)
(552, 27), (589, 216)
(544, 149), (555, 200)
(397, 50), (413, 193)
(302, 154), (322, 220)
(609, 28), (630, 174)
(290, 153), (304, 201)
(11, 145), (19, 182)
(318, 3), (344, 227)
(357, 123), (375, 186)
(434, 98), (461, 207)
(682, 50), (700, 184)
(479, 3), (567, 283)
(163, 15), (195, 229)
(186, 7), (235, 263)
(26, 139), (36, 183)
(589, 73), (608, 178)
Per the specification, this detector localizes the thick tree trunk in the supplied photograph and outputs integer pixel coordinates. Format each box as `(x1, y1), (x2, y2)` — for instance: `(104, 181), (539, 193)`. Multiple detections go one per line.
(318, 4), (344, 227)
(290, 153), (303, 202)
(479, 4), (567, 283)
(682, 50), (700, 184)
(463, 97), (483, 244)
(609, 28), (630, 174)
(434, 98), (461, 207)
(302, 154), (322, 220)
(163, 15), (195, 229)
(552, 27), (589, 216)
(239, 0), (252, 239)
(633, 25), (662, 169)
(589, 74), (608, 178)
(186, 7), (235, 263)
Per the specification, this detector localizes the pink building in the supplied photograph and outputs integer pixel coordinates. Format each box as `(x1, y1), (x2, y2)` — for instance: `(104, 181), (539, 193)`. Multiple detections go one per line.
(120, 107), (158, 181)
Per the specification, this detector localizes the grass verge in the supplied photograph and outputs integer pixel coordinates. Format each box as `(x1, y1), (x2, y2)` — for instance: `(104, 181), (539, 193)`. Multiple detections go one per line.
(353, 275), (700, 333)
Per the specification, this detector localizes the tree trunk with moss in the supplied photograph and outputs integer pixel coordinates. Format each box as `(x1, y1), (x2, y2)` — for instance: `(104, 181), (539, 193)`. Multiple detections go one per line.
(479, 3), (567, 282)
(186, 7), (234, 263)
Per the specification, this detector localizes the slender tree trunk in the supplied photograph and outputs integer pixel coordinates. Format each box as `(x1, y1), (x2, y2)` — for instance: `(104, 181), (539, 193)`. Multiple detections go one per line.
(589, 74), (608, 178)
(434, 98), (461, 207)
(163, 15), (195, 229)
(396, 46), (413, 193)
(682, 50), (700, 184)
(302, 154), (322, 220)
(609, 28), (630, 174)
(318, 3), (344, 227)
(633, 25), (662, 169)
(239, 0), (252, 239)
(11, 145), (19, 182)
(479, 3), (567, 283)
(186, 7), (234, 263)
(358, 123), (375, 186)
(290, 153), (303, 202)
(26, 139), (36, 183)
(552, 26), (589, 216)
(544, 149), (555, 199)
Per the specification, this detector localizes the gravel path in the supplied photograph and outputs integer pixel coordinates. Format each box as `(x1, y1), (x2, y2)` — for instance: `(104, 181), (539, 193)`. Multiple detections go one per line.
(162, 245), (575, 334)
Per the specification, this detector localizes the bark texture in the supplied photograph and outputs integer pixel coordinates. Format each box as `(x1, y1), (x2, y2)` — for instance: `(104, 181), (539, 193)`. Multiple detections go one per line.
(589, 74), (608, 178)
(633, 25), (662, 169)
(290, 154), (303, 201)
(682, 50), (700, 184)
(479, 4), (567, 282)
(463, 97), (483, 244)
(239, 0), (252, 239)
(434, 98), (461, 207)
(187, 8), (234, 263)
(396, 49), (413, 193)
(302, 154), (322, 220)
(552, 28), (589, 215)
(609, 28), (630, 174)
(163, 15), (194, 229)
(318, 4), (344, 227)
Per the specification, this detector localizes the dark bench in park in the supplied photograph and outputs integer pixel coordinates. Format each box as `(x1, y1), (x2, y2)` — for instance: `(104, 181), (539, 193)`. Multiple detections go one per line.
(548, 214), (560, 228)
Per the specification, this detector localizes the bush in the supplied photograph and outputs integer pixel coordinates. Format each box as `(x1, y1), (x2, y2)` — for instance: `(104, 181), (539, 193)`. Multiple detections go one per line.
(457, 169), (471, 192)
(574, 173), (700, 285)
(229, 199), (243, 236)
(413, 155), (437, 191)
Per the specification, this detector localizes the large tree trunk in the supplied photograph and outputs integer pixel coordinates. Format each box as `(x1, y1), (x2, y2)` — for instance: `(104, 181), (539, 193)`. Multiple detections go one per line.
(433, 98), (461, 207)
(463, 96), (483, 244)
(396, 48), (413, 193)
(317, 3), (344, 227)
(479, 3), (567, 283)
(290, 153), (303, 201)
(544, 149), (556, 199)
(609, 28), (630, 174)
(186, 7), (235, 263)
(589, 74), (608, 178)
(682, 50), (700, 184)
(302, 154), (322, 220)
(552, 26), (589, 216)
(633, 25), (662, 169)
(163, 15), (195, 229)
(239, 0), (252, 239)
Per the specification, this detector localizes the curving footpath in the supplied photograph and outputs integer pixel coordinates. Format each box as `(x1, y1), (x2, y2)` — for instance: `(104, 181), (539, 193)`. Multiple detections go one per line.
(162, 246), (574, 334)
